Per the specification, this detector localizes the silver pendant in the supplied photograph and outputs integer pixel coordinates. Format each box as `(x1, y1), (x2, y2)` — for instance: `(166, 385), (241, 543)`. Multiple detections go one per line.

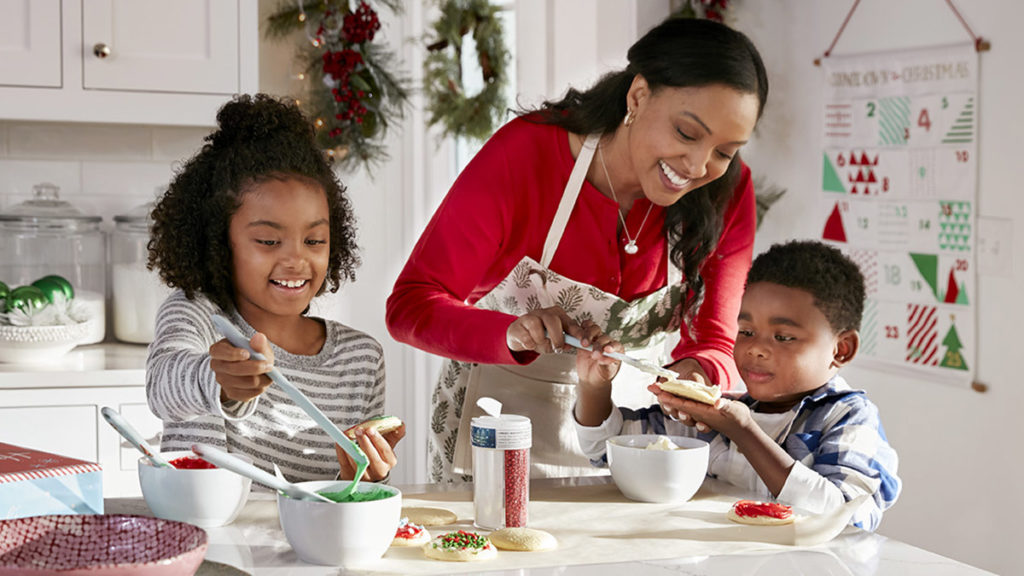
(624, 241), (639, 255)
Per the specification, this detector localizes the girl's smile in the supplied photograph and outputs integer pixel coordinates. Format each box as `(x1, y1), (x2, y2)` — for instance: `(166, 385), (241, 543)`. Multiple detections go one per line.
(228, 176), (330, 334)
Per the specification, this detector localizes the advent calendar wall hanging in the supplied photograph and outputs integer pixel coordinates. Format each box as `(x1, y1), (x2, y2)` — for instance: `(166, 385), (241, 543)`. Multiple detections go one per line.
(819, 42), (979, 387)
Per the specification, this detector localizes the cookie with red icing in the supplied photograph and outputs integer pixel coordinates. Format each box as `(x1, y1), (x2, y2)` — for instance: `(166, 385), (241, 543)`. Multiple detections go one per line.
(391, 517), (431, 547)
(727, 499), (795, 526)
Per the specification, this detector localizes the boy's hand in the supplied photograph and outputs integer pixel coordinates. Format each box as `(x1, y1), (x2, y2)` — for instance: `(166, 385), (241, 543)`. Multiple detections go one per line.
(573, 321), (622, 427)
(648, 384), (753, 438)
(336, 424), (406, 481)
(664, 357), (711, 386)
(576, 320), (623, 387)
(210, 332), (275, 402)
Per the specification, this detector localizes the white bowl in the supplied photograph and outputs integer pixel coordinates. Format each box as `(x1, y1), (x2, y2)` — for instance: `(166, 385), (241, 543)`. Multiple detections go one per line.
(607, 434), (709, 503)
(277, 480), (401, 567)
(138, 450), (252, 528)
(0, 323), (89, 364)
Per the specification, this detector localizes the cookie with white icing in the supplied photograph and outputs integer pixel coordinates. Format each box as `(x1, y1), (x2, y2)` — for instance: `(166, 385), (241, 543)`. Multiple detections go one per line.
(422, 530), (497, 562)
(727, 500), (795, 526)
(488, 527), (557, 552)
(391, 517), (431, 547)
(656, 378), (722, 405)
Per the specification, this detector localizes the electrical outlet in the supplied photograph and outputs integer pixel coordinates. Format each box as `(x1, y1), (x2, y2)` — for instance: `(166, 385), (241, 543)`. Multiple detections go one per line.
(977, 217), (1013, 278)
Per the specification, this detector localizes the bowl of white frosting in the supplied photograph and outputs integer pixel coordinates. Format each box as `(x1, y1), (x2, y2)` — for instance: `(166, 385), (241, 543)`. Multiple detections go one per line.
(606, 434), (709, 503)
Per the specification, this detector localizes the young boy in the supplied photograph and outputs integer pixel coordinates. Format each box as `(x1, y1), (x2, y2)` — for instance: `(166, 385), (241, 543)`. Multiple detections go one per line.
(573, 240), (901, 531)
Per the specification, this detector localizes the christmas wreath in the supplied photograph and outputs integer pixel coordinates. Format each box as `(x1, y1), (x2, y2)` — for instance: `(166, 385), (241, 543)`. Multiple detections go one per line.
(266, 0), (409, 171)
(423, 0), (510, 141)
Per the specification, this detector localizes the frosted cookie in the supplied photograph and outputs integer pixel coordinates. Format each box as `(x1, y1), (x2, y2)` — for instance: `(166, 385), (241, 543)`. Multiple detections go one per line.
(402, 506), (458, 526)
(488, 527), (557, 552)
(344, 415), (403, 439)
(391, 518), (431, 547)
(727, 500), (795, 526)
(422, 530), (497, 562)
(656, 378), (722, 405)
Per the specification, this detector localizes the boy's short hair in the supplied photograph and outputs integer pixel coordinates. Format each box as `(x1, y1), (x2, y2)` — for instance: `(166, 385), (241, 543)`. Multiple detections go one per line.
(746, 240), (865, 333)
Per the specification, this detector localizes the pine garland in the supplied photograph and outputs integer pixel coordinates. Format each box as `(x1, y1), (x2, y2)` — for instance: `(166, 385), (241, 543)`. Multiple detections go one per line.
(266, 0), (409, 172)
(423, 0), (510, 141)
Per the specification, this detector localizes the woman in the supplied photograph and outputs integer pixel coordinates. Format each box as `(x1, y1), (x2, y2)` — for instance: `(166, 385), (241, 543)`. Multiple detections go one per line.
(387, 17), (769, 482)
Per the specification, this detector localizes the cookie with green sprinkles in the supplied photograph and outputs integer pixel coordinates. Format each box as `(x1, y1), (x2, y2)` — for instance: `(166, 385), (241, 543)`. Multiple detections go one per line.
(422, 530), (497, 562)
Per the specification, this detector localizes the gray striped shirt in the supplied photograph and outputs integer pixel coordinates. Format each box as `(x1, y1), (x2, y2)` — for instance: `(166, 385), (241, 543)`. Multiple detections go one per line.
(146, 290), (385, 482)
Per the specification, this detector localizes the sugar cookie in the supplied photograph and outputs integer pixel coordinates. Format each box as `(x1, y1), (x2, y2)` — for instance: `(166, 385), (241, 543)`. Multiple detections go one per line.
(401, 506), (458, 526)
(391, 518), (431, 547)
(344, 415), (403, 439)
(727, 499), (795, 526)
(656, 378), (722, 405)
(422, 530), (497, 562)
(488, 527), (557, 552)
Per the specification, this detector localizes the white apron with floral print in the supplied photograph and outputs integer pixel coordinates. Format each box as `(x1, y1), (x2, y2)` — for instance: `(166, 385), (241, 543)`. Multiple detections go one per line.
(428, 134), (685, 483)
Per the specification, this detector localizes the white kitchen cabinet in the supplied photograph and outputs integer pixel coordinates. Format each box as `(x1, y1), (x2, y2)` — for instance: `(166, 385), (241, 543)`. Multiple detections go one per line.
(0, 343), (161, 497)
(0, 0), (258, 126)
(0, 0), (62, 88)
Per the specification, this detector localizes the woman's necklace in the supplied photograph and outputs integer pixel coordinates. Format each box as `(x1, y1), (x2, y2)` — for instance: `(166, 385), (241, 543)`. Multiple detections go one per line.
(598, 142), (653, 255)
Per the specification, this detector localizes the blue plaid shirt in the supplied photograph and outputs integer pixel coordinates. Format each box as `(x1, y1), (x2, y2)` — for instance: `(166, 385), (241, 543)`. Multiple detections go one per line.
(576, 376), (901, 531)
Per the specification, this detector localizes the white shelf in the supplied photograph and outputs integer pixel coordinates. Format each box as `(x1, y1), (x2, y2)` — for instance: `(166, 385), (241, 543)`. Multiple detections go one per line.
(0, 342), (148, 388)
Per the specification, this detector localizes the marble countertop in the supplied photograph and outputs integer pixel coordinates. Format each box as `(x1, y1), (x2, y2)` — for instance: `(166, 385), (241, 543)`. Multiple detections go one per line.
(106, 476), (995, 576)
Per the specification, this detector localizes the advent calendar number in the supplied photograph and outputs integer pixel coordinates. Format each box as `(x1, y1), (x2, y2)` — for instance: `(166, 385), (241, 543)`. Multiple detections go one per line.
(917, 109), (932, 131)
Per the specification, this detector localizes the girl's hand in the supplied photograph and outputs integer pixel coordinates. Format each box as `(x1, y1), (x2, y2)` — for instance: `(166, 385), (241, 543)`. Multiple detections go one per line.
(210, 332), (275, 402)
(336, 424), (406, 481)
(506, 306), (583, 355)
(648, 384), (753, 438)
(575, 320), (622, 388)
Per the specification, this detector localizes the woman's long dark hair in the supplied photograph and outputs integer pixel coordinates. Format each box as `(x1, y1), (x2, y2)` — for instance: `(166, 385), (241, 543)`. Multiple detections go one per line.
(527, 17), (768, 321)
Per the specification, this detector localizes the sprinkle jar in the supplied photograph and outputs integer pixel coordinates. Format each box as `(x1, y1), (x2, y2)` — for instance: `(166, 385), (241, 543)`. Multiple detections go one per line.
(471, 413), (531, 530)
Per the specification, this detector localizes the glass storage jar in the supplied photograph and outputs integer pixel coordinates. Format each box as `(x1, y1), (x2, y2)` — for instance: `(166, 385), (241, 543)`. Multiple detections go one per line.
(110, 202), (172, 343)
(0, 183), (106, 344)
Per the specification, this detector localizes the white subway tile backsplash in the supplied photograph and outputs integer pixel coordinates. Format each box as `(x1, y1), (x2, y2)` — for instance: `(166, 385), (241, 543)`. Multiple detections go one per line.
(152, 126), (209, 163)
(0, 159), (82, 210)
(7, 122), (153, 160)
(82, 161), (175, 201)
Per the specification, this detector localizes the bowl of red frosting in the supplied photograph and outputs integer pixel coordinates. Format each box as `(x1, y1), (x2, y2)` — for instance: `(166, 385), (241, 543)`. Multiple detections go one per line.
(138, 450), (252, 527)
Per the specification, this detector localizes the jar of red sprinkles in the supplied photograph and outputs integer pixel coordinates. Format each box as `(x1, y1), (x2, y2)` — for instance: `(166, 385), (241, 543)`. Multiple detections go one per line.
(471, 413), (531, 530)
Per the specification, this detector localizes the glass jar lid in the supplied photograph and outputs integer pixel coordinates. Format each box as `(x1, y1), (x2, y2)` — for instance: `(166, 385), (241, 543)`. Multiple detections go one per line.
(0, 183), (102, 229)
(114, 201), (156, 232)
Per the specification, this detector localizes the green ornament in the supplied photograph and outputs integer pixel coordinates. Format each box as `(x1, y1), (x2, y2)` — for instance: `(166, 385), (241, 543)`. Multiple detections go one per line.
(0, 281), (8, 302)
(6, 285), (49, 314)
(32, 275), (74, 302)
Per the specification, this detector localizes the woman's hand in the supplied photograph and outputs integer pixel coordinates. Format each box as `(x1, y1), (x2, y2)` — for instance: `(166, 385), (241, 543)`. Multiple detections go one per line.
(336, 424), (406, 481)
(210, 332), (274, 403)
(506, 306), (583, 355)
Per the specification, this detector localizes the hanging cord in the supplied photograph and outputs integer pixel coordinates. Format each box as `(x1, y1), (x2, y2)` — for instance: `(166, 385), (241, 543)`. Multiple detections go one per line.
(814, 0), (990, 66)
(944, 0), (991, 52)
(814, 0), (861, 66)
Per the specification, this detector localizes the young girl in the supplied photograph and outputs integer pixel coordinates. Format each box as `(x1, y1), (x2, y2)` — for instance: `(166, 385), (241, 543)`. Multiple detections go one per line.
(146, 94), (403, 482)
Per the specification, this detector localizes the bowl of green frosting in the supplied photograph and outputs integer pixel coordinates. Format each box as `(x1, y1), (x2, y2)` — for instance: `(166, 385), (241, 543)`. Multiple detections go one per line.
(277, 480), (401, 566)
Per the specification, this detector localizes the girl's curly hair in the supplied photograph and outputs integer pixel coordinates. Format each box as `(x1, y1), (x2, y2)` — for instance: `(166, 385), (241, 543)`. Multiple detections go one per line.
(148, 93), (360, 312)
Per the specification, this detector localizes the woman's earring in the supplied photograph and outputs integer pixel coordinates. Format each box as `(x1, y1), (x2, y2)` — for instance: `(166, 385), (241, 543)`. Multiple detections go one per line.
(623, 109), (635, 127)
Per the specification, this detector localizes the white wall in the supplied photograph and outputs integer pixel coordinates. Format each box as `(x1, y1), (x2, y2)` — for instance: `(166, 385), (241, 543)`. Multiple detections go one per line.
(735, 2), (1020, 574)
